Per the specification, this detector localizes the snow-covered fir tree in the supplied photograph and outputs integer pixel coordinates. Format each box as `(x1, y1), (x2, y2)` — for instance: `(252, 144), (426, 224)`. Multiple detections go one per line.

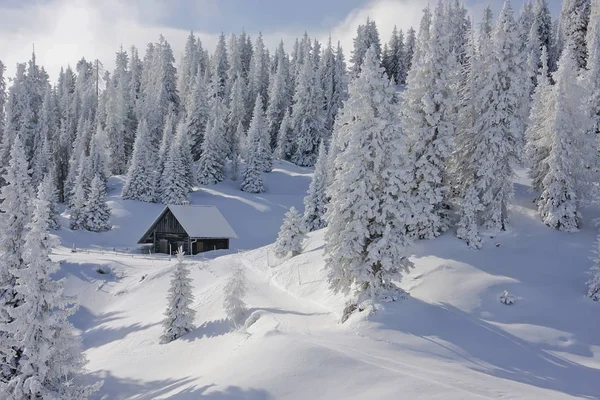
(247, 33), (270, 115)
(185, 70), (209, 161)
(559, 0), (591, 70)
(158, 110), (176, 175)
(31, 88), (57, 188)
(350, 18), (382, 78)
(303, 141), (328, 232)
(89, 122), (110, 183)
(178, 32), (202, 109)
(84, 174), (111, 232)
(266, 42), (291, 147)
(275, 206), (306, 258)
(227, 76), (247, 158)
(161, 248), (196, 343)
(586, 12), (600, 148)
(324, 47), (414, 301)
(319, 39), (348, 136)
(275, 108), (293, 160)
(290, 48), (325, 167)
(525, 46), (552, 193)
(160, 122), (191, 205)
(588, 231), (600, 300)
(0, 135), (33, 382)
(0, 175), (102, 399)
(122, 118), (158, 202)
(223, 263), (248, 328)
(247, 95), (272, 173)
(537, 45), (592, 231)
(105, 47), (135, 175)
(452, 26), (485, 248)
(404, 27), (416, 76)
(464, 1), (527, 231)
(38, 173), (60, 231)
(69, 160), (89, 230)
(456, 185), (483, 249)
(240, 97), (268, 193)
(197, 78), (228, 185)
(402, 2), (456, 239)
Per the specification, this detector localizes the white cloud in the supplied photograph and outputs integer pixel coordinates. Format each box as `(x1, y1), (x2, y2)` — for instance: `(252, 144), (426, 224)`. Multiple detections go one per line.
(0, 0), (483, 82)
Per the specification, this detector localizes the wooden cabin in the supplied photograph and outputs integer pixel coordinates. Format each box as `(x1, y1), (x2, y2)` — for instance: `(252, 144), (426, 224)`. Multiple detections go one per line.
(137, 205), (237, 255)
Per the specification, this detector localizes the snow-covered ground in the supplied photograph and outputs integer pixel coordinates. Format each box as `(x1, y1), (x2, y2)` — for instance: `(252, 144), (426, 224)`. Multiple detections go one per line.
(52, 162), (600, 399)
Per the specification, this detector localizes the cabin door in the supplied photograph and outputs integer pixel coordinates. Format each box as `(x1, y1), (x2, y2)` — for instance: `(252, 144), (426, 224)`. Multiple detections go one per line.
(158, 239), (168, 254)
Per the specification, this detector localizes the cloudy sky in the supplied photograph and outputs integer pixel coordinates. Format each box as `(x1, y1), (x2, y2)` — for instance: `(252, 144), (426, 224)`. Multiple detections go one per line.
(0, 0), (562, 80)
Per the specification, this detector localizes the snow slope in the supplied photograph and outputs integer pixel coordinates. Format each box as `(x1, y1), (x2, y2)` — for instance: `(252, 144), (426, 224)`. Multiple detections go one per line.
(52, 163), (600, 399)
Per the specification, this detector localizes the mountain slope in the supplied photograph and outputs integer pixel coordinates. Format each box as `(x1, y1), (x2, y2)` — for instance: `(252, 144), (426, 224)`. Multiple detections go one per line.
(51, 163), (600, 399)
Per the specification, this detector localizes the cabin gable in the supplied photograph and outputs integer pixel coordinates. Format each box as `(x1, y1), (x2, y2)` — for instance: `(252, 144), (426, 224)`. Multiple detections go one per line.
(138, 205), (235, 255)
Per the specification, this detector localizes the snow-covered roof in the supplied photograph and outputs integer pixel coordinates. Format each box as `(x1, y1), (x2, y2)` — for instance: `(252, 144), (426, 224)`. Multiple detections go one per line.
(169, 205), (237, 238)
(140, 205), (238, 241)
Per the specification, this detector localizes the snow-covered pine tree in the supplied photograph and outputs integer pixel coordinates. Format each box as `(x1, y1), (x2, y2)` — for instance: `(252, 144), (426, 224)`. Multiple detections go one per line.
(275, 206), (307, 258)
(532, 0), (553, 71)
(197, 78), (228, 185)
(69, 160), (89, 230)
(247, 95), (272, 173)
(89, 122), (110, 183)
(31, 88), (57, 188)
(453, 26), (485, 248)
(231, 122), (244, 181)
(275, 108), (294, 161)
(525, 46), (552, 193)
(105, 47), (135, 175)
(197, 113), (226, 185)
(350, 18), (382, 78)
(158, 110), (176, 176)
(324, 47), (414, 302)
(227, 77), (247, 159)
(160, 122), (191, 205)
(319, 38), (347, 137)
(404, 27), (416, 77)
(456, 185), (483, 249)
(39, 173), (60, 231)
(537, 45), (592, 231)
(84, 174), (111, 232)
(122, 118), (158, 202)
(559, 0), (592, 70)
(0, 135), (32, 382)
(223, 263), (248, 328)
(266, 43), (291, 148)
(402, 2), (456, 239)
(160, 248), (196, 343)
(247, 33), (270, 115)
(303, 141), (328, 232)
(240, 98), (267, 194)
(178, 32), (201, 110)
(446, 0), (471, 67)
(185, 70), (209, 161)
(290, 49), (325, 167)
(468, 1), (527, 231)
(588, 231), (600, 300)
(0, 178), (102, 399)
(586, 12), (600, 149)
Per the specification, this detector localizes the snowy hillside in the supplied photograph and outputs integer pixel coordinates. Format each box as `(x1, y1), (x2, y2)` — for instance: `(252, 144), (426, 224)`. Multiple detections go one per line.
(48, 163), (600, 399)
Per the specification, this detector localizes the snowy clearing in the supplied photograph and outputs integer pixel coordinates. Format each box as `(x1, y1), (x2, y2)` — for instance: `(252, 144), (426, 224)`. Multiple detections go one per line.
(47, 163), (600, 399)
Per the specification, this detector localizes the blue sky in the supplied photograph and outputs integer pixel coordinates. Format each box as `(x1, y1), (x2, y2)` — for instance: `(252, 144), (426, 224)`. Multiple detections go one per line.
(0, 0), (564, 80)
(156, 0), (563, 33)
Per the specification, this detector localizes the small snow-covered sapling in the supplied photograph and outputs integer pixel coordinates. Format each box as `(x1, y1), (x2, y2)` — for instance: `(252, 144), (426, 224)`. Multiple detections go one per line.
(500, 290), (515, 305)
